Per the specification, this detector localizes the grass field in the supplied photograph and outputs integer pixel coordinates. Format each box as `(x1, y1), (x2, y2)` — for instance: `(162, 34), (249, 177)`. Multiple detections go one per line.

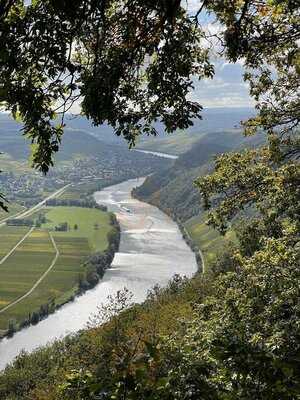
(43, 206), (112, 252)
(185, 212), (236, 268)
(0, 206), (114, 331)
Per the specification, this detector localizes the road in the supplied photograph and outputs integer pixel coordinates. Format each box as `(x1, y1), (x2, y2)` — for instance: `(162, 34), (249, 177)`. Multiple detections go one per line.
(0, 184), (71, 228)
(0, 208), (26, 227)
(0, 232), (59, 314)
(0, 183), (71, 310)
(14, 184), (71, 220)
(0, 227), (35, 266)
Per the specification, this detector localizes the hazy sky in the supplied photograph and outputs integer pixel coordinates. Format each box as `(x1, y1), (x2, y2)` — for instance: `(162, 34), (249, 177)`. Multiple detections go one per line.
(185, 0), (253, 108)
(23, 0), (253, 111)
(193, 60), (254, 108)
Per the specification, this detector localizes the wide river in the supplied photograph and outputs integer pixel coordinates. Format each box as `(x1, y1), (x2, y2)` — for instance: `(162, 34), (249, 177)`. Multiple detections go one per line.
(0, 177), (197, 370)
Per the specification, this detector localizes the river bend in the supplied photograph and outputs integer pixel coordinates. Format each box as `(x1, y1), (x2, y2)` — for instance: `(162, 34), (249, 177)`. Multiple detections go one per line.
(0, 177), (197, 370)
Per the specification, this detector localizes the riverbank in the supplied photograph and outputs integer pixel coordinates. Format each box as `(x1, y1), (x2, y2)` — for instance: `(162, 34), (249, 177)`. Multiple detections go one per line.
(0, 208), (120, 340)
(0, 176), (197, 370)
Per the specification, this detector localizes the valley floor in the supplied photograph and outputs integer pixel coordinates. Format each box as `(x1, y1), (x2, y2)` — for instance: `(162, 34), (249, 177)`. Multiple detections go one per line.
(0, 190), (115, 335)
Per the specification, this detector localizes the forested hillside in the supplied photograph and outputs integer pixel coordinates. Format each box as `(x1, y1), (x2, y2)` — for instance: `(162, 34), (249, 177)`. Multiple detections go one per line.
(0, 115), (123, 162)
(134, 129), (264, 222)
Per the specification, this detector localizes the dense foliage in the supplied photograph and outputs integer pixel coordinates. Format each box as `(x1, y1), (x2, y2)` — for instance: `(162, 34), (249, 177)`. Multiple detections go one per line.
(0, 0), (298, 207)
(0, 1), (297, 173)
(0, 0), (213, 173)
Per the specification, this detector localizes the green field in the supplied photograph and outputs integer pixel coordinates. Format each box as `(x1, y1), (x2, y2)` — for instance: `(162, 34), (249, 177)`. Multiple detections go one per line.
(0, 226), (30, 258)
(0, 229), (55, 328)
(185, 212), (236, 268)
(0, 206), (114, 331)
(43, 206), (112, 252)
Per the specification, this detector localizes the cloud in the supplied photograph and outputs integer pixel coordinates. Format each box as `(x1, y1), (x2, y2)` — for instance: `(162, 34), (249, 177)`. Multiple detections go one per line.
(190, 58), (254, 108)
(180, 1), (254, 107)
(183, 0), (204, 14)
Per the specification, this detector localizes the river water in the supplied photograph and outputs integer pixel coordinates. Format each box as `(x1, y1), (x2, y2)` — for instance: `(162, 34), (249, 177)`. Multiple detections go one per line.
(134, 149), (178, 159)
(0, 177), (197, 370)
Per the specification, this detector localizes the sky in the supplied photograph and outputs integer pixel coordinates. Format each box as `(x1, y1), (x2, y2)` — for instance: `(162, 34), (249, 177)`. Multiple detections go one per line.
(191, 60), (254, 108)
(185, 0), (254, 108)
(24, 0), (254, 112)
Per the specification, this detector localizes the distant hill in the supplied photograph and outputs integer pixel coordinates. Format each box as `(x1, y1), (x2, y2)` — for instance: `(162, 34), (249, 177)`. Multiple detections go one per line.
(133, 129), (264, 222)
(0, 114), (126, 162)
(0, 108), (255, 158)
(135, 107), (256, 155)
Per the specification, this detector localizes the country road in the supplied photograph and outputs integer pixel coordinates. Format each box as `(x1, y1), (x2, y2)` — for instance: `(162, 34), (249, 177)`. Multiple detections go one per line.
(0, 227), (35, 266)
(0, 183), (71, 313)
(0, 184), (71, 228)
(15, 184), (71, 220)
(0, 208), (26, 226)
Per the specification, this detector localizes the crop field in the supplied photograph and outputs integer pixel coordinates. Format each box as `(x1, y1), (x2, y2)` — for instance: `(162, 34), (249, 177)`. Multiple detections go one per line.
(0, 236), (90, 328)
(0, 229), (55, 329)
(0, 206), (113, 331)
(0, 226), (30, 258)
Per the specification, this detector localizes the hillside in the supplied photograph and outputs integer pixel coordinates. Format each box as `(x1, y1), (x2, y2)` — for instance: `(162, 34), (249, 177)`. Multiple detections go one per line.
(134, 129), (264, 222)
(0, 116), (171, 209)
(0, 115), (121, 162)
(0, 109), (255, 161)
(67, 108), (256, 151)
(135, 107), (256, 155)
(1, 237), (297, 399)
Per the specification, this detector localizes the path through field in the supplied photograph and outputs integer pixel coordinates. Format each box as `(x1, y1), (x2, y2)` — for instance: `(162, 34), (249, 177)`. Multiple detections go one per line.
(0, 227), (35, 266)
(15, 184), (71, 219)
(0, 232), (59, 314)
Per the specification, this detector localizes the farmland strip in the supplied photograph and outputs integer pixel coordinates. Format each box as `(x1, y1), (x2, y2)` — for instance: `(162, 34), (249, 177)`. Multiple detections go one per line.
(0, 227), (35, 266)
(0, 232), (59, 314)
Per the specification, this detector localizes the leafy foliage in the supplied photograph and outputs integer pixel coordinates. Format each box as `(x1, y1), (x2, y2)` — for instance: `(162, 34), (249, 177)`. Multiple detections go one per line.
(197, 147), (300, 234)
(205, 0), (299, 141)
(0, 0), (213, 174)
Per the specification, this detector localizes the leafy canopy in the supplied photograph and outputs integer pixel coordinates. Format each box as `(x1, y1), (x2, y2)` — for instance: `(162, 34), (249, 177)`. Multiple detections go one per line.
(0, 0), (213, 173)
(0, 1), (297, 174)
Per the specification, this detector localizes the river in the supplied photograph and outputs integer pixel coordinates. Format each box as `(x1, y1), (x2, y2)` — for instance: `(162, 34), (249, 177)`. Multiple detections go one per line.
(0, 177), (197, 370)
(134, 149), (178, 159)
